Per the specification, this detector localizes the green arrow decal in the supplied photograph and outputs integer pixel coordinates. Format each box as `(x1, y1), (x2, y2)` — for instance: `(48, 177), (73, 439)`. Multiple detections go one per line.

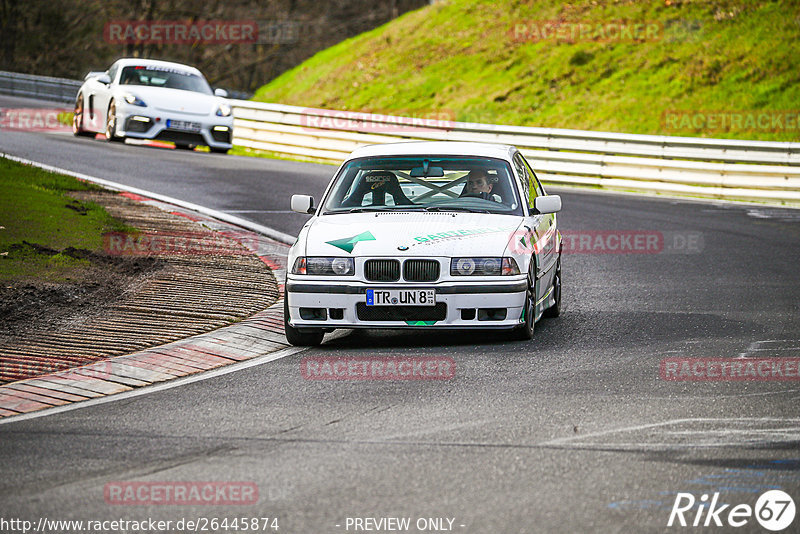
(326, 231), (376, 253)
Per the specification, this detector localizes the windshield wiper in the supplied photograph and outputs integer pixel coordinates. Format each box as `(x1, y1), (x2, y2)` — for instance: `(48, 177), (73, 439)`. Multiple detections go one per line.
(424, 206), (491, 214)
(340, 207), (389, 213)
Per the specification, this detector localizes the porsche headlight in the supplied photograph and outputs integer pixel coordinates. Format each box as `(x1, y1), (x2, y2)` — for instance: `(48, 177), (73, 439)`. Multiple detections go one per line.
(215, 103), (232, 117)
(451, 257), (520, 276)
(292, 257), (354, 276)
(124, 94), (147, 107)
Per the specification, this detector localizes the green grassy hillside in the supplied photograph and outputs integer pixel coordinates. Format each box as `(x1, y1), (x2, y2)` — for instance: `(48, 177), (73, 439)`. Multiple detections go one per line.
(253, 0), (800, 141)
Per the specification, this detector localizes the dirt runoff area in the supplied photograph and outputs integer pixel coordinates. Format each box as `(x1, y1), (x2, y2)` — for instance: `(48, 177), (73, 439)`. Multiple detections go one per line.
(0, 190), (279, 384)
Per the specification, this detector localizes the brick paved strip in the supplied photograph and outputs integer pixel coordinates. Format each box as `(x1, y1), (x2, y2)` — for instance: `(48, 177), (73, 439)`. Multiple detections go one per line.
(0, 392), (54, 413)
(3, 383), (87, 403)
(123, 353), (204, 375)
(39, 373), (133, 396)
(71, 366), (152, 387)
(24, 379), (101, 399)
(1, 388), (69, 406)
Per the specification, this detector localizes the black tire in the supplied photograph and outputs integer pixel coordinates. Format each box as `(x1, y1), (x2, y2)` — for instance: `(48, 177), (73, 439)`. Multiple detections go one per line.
(72, 94), (94, 137)
(105, 100), (124, 142)
(283, 297), (324, 346)
(174, 143), (195, 150)
(209, 147), (229, 154)
(543, 258), (561, 318)
(510, 265), (536, 341)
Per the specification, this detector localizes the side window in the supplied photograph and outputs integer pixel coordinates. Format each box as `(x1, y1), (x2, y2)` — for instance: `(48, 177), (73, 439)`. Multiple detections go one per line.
(522, 156), (545, 198)
(107, 64), (119, 84)
(512, 154), (531, 206)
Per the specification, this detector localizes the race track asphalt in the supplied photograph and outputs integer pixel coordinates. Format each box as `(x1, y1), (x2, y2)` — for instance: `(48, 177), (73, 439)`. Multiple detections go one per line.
(1, 95), (799, 533)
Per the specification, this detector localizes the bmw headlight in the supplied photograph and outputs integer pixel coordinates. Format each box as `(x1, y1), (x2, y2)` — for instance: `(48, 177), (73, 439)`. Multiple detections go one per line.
(215, 103), (232, 117)
(123, 93), (147, 107)
(292, 257), (354, 276)
(451, 257), (520, 276)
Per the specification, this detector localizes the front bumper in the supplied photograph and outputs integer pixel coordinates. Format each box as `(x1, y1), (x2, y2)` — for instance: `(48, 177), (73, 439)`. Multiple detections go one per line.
(285, 279), (527, 329)
(114, 102), (234, 149)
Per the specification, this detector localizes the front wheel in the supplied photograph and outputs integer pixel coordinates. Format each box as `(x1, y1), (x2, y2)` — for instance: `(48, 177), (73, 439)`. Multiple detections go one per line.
(283, 297), (324, 346)
(105, 100), (124, 142)
(510, 266), (535, 341)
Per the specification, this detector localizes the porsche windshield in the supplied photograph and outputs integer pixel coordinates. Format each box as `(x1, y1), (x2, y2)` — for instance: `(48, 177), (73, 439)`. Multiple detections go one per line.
(322, 156), (523, 215)
(119, 66), (213, 95)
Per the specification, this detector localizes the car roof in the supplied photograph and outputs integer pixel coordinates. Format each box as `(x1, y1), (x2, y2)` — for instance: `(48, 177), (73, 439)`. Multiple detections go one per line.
(347, 141), (517, 161)
(113, 58), (203, 76)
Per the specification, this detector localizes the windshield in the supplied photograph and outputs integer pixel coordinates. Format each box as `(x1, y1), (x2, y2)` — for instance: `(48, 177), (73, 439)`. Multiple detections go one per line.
(322, 156), (523, 215)
(119, 65), (213, 95)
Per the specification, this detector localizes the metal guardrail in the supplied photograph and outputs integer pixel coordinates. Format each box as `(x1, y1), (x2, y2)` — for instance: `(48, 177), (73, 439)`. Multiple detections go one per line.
(0, 71), (82, 104)
(2, 70), (797, 204)
(230, 101), (800, 204)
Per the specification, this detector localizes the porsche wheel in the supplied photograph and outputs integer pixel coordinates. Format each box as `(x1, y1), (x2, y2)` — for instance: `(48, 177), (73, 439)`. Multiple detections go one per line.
(105, 100), (124, 143)
(72, 94), (94, 137)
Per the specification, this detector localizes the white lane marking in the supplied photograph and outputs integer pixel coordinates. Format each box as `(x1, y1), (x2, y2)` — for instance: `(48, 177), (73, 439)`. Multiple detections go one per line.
(737, 339), (800, 357)
(0, 346), (307, 426)
(0, 153), (296, 244)
(541, 417), (800, 447)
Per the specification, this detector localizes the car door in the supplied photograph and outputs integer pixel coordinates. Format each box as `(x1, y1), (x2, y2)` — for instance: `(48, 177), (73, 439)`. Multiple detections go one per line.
(513, 152), (558, 305)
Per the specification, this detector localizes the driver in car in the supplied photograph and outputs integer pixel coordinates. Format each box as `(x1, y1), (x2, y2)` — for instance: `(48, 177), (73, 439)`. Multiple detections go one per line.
(460, 169), (501, 202)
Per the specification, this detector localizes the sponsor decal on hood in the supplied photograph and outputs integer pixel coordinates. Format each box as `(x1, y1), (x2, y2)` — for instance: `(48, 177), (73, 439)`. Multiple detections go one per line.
(325, 231), (376, 253)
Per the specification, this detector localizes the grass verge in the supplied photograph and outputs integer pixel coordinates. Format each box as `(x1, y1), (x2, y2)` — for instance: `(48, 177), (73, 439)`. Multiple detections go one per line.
(253, 0), (800, 142)
(0, 157), (133, 283)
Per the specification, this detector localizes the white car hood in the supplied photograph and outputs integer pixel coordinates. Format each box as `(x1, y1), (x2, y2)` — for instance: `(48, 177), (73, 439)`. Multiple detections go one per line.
(304, 212), (523, 257)
(119, 85), (219, 115)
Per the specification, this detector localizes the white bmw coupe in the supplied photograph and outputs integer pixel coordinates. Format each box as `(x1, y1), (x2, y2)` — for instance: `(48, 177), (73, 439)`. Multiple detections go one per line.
(285, 141), (563, 345)
(72, 58), (233, 153)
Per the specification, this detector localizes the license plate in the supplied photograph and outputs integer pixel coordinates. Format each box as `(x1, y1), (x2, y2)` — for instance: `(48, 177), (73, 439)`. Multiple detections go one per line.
(366, 289), (435, 306)
(166, 119), (201, 132)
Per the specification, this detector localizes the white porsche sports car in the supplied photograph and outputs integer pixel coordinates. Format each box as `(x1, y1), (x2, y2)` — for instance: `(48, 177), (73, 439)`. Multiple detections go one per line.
(72, 58), (233, 153)
(285, 141), (562, 345)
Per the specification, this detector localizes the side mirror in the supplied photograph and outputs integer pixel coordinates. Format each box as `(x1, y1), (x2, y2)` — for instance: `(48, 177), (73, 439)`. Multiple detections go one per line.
(214, 88), (229, 98)
(291, 194), (316, 214)
(532, 195), (561, 215)
(97, 73), (111, 85)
